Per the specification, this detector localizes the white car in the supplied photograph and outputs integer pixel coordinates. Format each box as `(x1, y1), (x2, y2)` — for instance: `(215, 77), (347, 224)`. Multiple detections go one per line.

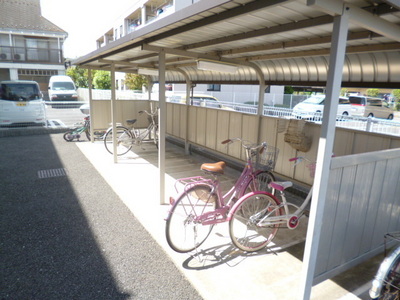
(292, 95), (351, 119)
(0, 80), (46, 127)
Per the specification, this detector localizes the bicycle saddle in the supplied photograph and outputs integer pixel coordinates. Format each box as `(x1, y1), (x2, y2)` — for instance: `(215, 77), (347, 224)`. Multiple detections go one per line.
(201, 161), (226, 174)
(126, 119), (137, 125)
(269, 181), (293, 191)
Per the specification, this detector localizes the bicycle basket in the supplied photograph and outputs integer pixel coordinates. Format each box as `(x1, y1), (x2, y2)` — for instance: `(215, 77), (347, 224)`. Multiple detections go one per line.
(255, 145), (279, 171)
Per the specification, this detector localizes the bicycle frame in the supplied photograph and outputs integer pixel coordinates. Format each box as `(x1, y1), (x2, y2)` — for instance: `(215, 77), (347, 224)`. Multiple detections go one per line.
(252, 185), (312, 229)
(253, 157), (315, 229)
(129, 122), (156, 145)
(169, 142), (272, 226)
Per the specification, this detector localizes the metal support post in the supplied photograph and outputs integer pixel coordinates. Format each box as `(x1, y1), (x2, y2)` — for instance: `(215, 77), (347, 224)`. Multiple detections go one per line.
(159, 50), (166, 204)
(299, 9), (349, 300)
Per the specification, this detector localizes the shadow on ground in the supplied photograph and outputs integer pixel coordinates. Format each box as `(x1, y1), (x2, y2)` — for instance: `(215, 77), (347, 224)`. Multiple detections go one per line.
(0, 134), (130, 299)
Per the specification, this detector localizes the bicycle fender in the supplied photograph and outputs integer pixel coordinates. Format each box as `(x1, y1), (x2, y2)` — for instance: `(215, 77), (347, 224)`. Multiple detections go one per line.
(370, 245), (400, 299)
(227, 191), (278, 221)
(105, 125), (130, 135)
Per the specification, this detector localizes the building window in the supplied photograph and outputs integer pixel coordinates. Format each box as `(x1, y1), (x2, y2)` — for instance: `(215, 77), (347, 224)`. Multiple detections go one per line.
(207, 84), (221, 91)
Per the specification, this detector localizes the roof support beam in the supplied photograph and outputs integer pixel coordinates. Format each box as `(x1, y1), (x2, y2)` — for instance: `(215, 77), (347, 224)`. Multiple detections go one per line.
(308, 0), (400, 42)
(142, 43), (252, 69)
(98, 59), (138, 68)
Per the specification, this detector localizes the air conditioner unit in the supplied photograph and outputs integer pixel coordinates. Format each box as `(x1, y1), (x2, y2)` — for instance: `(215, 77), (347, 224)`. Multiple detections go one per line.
(0, 53), (11, 60)
(14, 53), (25, 61)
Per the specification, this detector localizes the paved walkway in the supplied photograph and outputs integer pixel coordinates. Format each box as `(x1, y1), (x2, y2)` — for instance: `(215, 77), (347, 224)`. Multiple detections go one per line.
(76, 139), (377, 300)
(0, 134), (202, 300)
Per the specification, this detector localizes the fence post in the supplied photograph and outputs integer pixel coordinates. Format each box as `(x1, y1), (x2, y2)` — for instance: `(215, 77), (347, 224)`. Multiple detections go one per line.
(366, 117), (372, 132)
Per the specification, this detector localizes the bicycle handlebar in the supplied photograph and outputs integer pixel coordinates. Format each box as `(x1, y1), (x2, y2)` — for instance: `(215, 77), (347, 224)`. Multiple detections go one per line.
(289, 156), (313, 165)
(221, 138), (266, 152)
(139, 108), (159, 117)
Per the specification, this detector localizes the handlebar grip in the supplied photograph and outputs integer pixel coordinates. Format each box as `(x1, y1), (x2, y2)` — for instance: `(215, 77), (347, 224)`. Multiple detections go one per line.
(289, 157), (298, 162)
(221, 139), (232, 144)
(139, 111), (144, 114)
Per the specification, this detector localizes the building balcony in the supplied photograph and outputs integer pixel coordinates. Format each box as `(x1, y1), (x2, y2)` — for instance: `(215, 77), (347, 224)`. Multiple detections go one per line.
(0, 46), (64, 64)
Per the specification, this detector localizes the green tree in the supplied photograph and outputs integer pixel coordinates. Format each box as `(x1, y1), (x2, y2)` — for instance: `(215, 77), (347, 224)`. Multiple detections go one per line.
(66, 66), (99, 88)
(93, 70), (111, 89)
(284, 86), (294, 94)
(366, 88), (380, 97)
(392, 89), (400, 101)
(125, 73), (147, 90)
(393, 90), (400, 111)
(66, 66), (89, 88)
(340, 88), (348, 97)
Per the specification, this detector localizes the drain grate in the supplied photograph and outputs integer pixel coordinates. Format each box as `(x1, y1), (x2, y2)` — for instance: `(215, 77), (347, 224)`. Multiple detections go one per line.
(38, 168), (68, 179)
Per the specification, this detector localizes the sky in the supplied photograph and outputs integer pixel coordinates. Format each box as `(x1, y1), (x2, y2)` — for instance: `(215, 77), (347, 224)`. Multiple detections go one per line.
(40, 0), (135, 59)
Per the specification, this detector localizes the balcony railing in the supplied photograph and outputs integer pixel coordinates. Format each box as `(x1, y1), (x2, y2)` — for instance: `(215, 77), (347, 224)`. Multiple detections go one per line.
(0, 46), (63, 64)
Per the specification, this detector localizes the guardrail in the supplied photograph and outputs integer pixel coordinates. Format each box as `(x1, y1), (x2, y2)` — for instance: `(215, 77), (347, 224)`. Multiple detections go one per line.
(213, 100), (400, 136)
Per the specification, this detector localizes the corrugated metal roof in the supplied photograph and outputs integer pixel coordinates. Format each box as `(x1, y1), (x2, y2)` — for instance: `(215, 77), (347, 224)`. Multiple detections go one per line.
(73, 0), (400, 88)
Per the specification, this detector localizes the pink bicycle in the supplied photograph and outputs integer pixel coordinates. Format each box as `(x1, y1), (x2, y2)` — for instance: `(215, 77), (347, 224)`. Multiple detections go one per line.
(165, 138), (279, 253)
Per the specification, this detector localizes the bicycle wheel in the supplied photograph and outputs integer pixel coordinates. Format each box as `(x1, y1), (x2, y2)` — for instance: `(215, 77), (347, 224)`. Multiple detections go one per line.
(153, 124), (159, 149)
(165, 185), (218, 253)
(229, 191), (280, 252)
(85, 128), (91, 141)
(242, 170), (275, 196)
(63, 131), (74, 142)
(104, 126), (133, 156)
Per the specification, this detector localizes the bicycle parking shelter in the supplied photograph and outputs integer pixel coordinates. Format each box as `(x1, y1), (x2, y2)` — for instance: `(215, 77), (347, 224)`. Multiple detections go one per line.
(73, 1), (400, 299)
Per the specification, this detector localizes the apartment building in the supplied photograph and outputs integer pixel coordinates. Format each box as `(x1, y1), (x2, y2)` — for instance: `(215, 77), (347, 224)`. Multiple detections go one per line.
(96, 0), (194, 48)
(0, 0), (68, 92)
(95, 0), (199, 93)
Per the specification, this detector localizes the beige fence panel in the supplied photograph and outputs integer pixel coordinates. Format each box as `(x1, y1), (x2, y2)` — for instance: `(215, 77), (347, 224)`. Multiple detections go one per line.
(205, 109), (218, 150)
(91, 100), (151, 130)
(94, 101), (400, 186)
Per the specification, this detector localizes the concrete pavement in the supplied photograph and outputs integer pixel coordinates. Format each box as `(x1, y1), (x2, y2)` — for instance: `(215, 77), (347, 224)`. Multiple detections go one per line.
(0, 131), (382, 299)
(75, 137), (380, 300)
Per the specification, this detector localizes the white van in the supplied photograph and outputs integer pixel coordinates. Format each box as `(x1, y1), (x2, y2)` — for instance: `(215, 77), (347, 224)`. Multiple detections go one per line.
(0, 80), (46, 126)
(48, 75), (78, 102)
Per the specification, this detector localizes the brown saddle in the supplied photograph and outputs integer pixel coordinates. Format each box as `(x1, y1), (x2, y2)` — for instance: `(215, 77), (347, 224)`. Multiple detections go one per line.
(200, 161), (226, 174)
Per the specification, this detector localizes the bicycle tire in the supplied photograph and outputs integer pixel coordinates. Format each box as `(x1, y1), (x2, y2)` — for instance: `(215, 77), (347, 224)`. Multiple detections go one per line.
(378, 250), (400, 300)
(242, 170), (275, 196)
(165, 184), (218, 253)
(229, 191), (280, 252)
(63, 131), (74, 142)
(104, 126), (133, 156)
(154, 124), (159, 149)
(85, 128), (91, 141)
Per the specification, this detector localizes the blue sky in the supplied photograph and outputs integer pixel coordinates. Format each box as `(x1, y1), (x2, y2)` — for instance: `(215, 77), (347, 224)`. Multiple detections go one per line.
(41, 0), (135, 58)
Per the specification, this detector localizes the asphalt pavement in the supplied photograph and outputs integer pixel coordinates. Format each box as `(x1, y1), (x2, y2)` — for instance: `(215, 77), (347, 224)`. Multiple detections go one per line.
(0, 133), (203, 300)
